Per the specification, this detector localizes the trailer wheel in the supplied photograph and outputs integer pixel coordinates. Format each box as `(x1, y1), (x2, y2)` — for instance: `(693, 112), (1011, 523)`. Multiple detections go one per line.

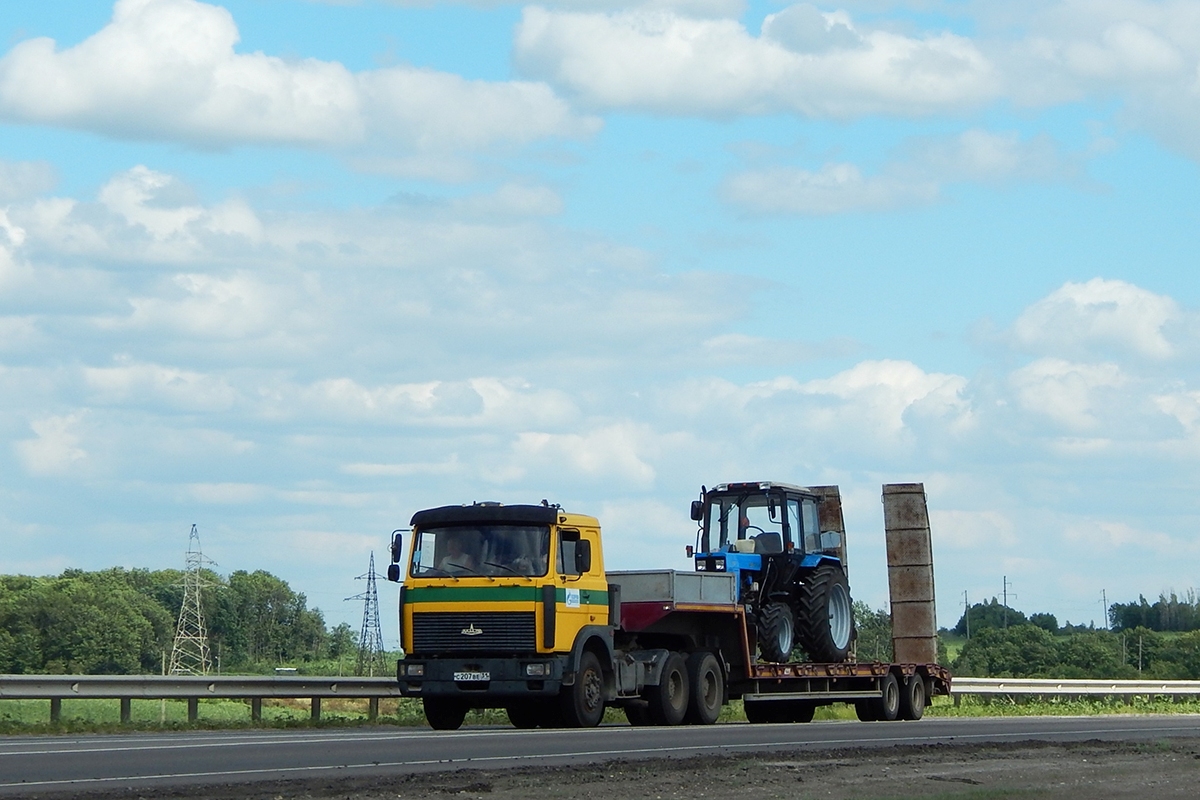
(796, 563), (854, 663)
(854, 699), (878, 722)
(789, 701), (816, 723)
(743, 699), (774, 724)
(506, 702), (542, 729)
(867, 672), (901, 722)
(899, 674), (926, 721)
(560, 650), (605, 728)
(424, 697), (468, 730)
(648, 652), (689, 725)
(758, 602), (795, 663)
(684, 652), (724, 725)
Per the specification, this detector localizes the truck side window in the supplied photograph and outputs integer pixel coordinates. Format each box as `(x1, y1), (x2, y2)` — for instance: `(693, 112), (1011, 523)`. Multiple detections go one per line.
(557, 531), (581, 576)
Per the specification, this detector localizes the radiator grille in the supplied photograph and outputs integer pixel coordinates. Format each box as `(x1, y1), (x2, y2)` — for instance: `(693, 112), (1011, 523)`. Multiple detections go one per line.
(412, 611), (537, 653)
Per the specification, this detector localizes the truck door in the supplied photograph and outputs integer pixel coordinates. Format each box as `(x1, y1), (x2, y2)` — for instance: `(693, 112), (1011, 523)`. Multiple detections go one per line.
(553, 527), (608, 650)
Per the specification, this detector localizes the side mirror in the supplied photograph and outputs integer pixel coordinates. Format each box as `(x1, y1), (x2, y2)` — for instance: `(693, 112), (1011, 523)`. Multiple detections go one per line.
(386, 563), (401, 583)
(575, 540), (592, 573)
(390, 530), (404, 563)
(768, 497), (778, 522)
(689, 500), (704, 521)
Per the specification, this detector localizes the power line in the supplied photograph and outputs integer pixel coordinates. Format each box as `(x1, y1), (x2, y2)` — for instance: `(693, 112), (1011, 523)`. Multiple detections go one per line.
(169, 525), (216, 676)
(346, 552), (387, 677)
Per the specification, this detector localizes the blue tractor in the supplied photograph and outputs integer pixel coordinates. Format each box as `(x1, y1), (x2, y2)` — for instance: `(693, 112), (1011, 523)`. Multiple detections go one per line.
(689, 481), (854, 663)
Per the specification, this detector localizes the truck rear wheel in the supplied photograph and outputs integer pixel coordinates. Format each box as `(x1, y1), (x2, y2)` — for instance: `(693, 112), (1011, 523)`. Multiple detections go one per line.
(559, 650), (605, 728)
(684, 652), (724, 725)
(424, 697), (468, 730)
(648, 652), (689, 725)
(796, 564), (854, 662)
(899, 674), (926, 721)
(757, 602), (795, 663)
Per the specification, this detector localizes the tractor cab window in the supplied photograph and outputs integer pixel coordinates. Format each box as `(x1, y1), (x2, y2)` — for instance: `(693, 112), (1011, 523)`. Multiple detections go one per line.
(411, 525), (550, 578)
(705, 493), (785, 554)
(801, 499), (820, 554)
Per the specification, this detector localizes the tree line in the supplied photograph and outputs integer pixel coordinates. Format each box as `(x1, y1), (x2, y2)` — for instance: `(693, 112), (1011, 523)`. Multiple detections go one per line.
(0, 568), (359, 675)
(946, 595), (1200, 679)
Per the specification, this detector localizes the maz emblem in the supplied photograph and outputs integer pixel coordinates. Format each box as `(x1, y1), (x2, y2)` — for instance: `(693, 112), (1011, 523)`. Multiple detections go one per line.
(460, 623), (484, 636)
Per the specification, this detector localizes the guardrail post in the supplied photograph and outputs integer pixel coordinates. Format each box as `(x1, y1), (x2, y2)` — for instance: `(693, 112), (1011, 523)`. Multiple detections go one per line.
(50, 698), (61, 723)
(369, 697), (379, 721)
(953, 693), (960, 707)
(188, 698), (199, 722)
(311, 697), (321, 721)
(251, 698), (262, 721)
(120, 698), (131, 723)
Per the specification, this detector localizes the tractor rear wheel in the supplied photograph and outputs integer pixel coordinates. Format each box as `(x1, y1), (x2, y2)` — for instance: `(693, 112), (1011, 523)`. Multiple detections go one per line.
(757, 602), (795, 663)
(796, 563), (854, 662)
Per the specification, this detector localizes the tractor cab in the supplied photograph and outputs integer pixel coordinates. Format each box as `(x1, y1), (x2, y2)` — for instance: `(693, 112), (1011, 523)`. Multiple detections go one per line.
(691, 482), (842, 598)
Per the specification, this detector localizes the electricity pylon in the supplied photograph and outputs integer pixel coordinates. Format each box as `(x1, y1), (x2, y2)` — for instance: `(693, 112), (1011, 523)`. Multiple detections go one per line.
(169, 524), (216, 675)
(346, 552), (387, 677)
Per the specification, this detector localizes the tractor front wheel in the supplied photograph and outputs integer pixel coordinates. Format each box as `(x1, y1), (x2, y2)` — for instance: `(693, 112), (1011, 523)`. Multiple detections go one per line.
(757, 602), (795, 663)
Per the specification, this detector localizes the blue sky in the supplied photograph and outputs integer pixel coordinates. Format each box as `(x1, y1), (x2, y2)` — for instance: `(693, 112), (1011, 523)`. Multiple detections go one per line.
(2, 0), (1199, 644)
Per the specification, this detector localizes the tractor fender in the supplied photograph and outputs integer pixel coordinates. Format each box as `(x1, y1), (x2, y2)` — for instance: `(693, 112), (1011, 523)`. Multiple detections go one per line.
(798, 554), (842, 571)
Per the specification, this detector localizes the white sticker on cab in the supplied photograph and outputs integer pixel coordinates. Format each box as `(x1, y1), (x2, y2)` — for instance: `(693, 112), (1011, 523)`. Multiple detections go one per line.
(565, 588), (581, 608)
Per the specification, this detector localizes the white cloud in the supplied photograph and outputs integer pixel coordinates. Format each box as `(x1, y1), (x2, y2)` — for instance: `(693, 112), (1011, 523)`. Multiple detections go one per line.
(0, 0), (596, 159)
(724, 161), (938, 214)
(14, 414), (88, 476)
(723, 128), (1078, 215)
(514, 6), (997, 117)
(1011, 278), (1183, 361)
(1009, 358), (1125, 431)
(0, 160), (56, 203)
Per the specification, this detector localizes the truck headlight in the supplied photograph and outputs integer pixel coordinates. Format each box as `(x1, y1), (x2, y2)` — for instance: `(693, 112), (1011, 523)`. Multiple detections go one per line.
(403, 663), (424, 677)
(525, 663), (549, 677)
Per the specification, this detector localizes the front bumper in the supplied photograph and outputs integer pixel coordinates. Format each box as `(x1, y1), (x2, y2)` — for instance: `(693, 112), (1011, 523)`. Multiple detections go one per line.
(398, 655), (569, 699)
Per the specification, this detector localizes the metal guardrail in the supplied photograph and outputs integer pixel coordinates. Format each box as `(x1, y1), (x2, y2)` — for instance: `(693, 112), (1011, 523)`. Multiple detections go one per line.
(0, 674), (400, 723)
(951, 677), (1200, 704)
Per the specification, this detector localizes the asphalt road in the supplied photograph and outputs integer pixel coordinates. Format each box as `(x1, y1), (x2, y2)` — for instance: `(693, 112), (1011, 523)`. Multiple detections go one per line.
(3, 715), (1200, 795)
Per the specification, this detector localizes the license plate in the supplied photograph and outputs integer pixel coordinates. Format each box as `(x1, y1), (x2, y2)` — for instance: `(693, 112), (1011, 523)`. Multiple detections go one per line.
(453, 671), (490, 682)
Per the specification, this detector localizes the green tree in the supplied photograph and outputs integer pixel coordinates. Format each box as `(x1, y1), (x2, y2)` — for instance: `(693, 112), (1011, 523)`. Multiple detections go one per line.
(953, 598), (1027, 636)
(853, 601), (892, 662)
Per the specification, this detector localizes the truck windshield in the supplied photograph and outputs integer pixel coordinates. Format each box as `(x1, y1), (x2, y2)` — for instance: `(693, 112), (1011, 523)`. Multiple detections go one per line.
(704, 494), (784, 553)
(410, 525), (550, 578)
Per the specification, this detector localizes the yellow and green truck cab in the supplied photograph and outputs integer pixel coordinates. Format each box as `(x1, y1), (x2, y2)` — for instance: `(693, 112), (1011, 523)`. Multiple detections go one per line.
(390, 502), (613, 729)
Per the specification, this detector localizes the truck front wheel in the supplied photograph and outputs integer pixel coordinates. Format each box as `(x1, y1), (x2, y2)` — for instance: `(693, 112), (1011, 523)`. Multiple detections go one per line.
(560, 650), (605, 728)
(647, 651), (689, 725)
(424, 697), (468, 730)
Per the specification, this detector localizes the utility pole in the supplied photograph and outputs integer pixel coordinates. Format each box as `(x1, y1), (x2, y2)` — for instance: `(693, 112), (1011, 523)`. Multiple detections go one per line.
(346, 552), (387, 677)
(1101, 589), (1108, 630)
(1002, 576), (1015, 629)
(962, 590), (971, 640)
(169, 525), (215, 675)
